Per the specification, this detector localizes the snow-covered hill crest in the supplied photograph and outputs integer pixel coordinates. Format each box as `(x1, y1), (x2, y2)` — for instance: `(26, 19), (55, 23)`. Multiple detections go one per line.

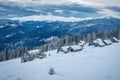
(0, 38), (120, 80)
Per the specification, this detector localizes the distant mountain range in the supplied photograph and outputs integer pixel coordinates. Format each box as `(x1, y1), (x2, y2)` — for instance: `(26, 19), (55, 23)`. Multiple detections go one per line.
(0, 17), (120, 51)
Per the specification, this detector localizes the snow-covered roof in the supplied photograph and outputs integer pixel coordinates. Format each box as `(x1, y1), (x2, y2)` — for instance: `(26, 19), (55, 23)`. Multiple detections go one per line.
(80, 41), (86, 44)
(103, 39), (112, 44)
(113, 37), (118, 41)
(78, 41), (86, 46)
(61, 46), (69, 51)
(70, 45), (82, 50)
(93, 39), (105, 46)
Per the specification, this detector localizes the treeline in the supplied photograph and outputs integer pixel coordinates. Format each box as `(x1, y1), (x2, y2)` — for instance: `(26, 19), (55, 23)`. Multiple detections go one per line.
(0, 30), (120, 62)
(0, 47), (31, 61)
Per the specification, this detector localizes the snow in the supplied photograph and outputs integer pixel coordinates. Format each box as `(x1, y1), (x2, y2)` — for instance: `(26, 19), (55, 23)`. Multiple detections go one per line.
(86, 23), (96, 27)
(45, 36), (59, 42)
(54, 10), (63, 13)
(80, 41), (86, 44)
(0, 26), (4, 28)
(36, 25), (42, 28)
(6, 34), (14, 37)
(103, 39), (112, 44)
(70, 45), (82, 50)
(11, 14), (82, 22)
(10, 15), (113, 22)
(113, 37), (118, 41)
(28, 49), (40, 54)
(0, 42), (120, 80)
(78, 41), (86, 46)
(94, 38), (105, 46)
(10, 24), (17, 27)
(61, 46), (69, 52)
(60, 45), (82, 52)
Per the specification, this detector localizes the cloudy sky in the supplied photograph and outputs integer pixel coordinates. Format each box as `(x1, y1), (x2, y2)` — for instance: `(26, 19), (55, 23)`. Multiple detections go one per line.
(0, 0), (120, 21)
(1, 0), (120, 6)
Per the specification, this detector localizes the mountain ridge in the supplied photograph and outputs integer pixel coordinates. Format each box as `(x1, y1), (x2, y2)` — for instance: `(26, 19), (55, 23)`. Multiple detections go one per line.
(0, 17), (120, 51)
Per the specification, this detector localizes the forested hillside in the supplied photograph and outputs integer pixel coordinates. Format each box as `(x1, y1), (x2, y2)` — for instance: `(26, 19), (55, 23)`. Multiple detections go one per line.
(0, 30), (120, 62)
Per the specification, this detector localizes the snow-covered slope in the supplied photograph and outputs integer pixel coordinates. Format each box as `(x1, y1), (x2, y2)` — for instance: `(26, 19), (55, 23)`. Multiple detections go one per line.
(0, 42), (120, 80)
